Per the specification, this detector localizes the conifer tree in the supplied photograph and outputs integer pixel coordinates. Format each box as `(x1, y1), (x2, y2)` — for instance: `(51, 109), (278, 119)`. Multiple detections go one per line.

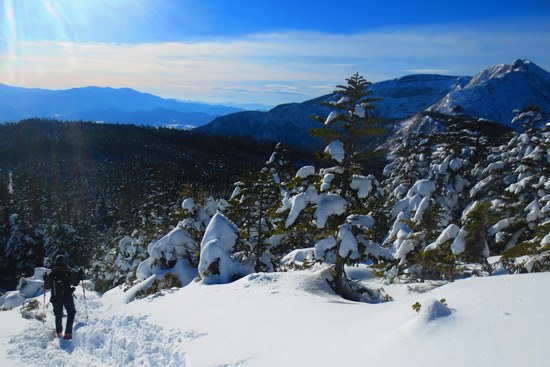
(461, 201), (498, 273)
(226, 144), (294, 272)
(307, 73), (387, 297)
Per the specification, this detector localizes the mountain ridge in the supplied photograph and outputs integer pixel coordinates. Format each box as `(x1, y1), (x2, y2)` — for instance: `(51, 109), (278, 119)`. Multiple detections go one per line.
(429, 59), (550, 125)
(0, 84), (243, 128)
(198, 59), (550, 147)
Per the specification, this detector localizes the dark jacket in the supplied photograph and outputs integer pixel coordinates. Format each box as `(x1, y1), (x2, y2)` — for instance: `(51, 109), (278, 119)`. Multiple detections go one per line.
(44, 265), (80, 302)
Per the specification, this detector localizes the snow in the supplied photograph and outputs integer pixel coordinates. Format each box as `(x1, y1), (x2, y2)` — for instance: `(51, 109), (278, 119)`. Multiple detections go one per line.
(451, 227), (468, 255)
(0, 268), (48, 309)
(410, 179), (436, 197)
(425, 224), (460, 251)
(314, 194), (347, 228)
(354, 104), (366, 118)
(280, 248), (315, 266)
(337, 224), (359, 259)
(324, 140), (344, 163)
(200, 213), (238, 253)
(525, 200), (542, 222)
(488, 218), (516, 236)
(449, 158), (462, 171)
(350, 175), (373, 198)
(470, 175), (494, 197)
(284, 192), (310, 228)
(136, 226), (196, 283)
(2, 270), (550, 367)
(320, 172), (335, 191)
(430, 59), (550, 125)
(413, 195), (430, 223)
(391, 179), (435, 219)
(181, 197), (194, 212)
(1, 292), (25, 310)
(295, 165), (315, 179)
(324, 111), (338, 125)
(198, 213), (243, 283)
(314, 236), (337, 262)
(483, 161), (506, 174)
(346, 214), (374, 228)
(336, 96), (349, 105)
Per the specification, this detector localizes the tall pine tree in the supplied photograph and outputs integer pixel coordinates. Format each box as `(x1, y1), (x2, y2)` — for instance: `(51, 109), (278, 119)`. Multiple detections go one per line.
(308, 73), (387, 297)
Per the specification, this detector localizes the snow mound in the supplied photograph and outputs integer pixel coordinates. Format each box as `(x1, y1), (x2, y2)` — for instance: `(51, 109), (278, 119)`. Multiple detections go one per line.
(238, 269), (337, 299)
(416, 299), (452, 323)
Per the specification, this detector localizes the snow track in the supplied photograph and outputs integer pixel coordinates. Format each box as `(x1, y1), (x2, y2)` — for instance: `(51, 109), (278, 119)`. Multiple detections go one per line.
(7, 293), (187, 367)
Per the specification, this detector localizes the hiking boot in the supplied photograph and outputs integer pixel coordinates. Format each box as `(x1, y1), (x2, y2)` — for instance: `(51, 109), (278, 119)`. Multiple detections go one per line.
(63, 333), (72, 340)
(56, 332), (63, 338)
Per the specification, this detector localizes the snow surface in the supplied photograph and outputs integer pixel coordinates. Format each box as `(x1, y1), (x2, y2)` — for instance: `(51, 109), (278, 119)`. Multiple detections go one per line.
(324, 111), (338, 125)
(2, 271), (549, 366)
(350, 175), (373, 198)
(198, 213), (245, 283)
(295, 165), (315, 179)
(430, 59), (550, 125)
(323, 140), (344, 163)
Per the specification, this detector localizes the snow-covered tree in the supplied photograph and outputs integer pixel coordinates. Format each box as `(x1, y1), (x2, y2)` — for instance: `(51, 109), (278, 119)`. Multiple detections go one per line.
(382, 113), (507, 280)
(198, 213), (251, 283)
(131, 195), (225, 290)
(284, 73), (391, 298)
(271, 165), (321, 267)
(224, 143), (294, 272)
(469, 108), (549, 255)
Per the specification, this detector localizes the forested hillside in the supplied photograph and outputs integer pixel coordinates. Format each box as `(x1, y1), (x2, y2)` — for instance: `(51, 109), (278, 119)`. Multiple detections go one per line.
(2, 73), (549, 301)
(108, 75), (550, 302)
(0, 119), (310, 289)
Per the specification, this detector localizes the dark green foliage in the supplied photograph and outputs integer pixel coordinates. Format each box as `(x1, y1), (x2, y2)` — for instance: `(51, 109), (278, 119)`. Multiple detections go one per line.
(0, 118), (289, 289)
(226, 143), (295, 272)
(420, 243), (457, 281)
(20, 299), (45, 320)
(134, 273), (183, 299)
(309, 73), (386, 297)
(463, 202), (498, 261)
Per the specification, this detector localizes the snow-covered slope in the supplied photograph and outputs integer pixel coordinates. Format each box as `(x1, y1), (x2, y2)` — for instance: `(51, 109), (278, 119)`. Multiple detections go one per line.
(370, 74), (467, 119)
(430, 59), (550, 125)
(199, 60), (550, 147)
(197, 74), (468, 148)
(2, 271), (549, 366)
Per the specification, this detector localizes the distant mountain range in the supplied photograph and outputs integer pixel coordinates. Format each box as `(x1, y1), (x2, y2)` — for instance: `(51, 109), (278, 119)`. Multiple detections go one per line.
(0, 84), (243, 128)
(2, 59), (549, 145)
(198, 59), (550, 148)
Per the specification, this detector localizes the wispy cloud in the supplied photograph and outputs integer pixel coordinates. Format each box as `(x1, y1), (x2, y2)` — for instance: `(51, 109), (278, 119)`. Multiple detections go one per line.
(1, 18), (549, 104)
(403, 69), (452, 75)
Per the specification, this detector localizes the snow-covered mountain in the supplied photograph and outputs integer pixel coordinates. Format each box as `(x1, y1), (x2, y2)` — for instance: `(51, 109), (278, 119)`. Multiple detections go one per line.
(430, 59), (550, 125)
(370, 74), (467, 119)
(196, 95), (333, 148)
(198, 60), (550, 146)
(198, 74), (466, 147)
(0, 84), (242, 128)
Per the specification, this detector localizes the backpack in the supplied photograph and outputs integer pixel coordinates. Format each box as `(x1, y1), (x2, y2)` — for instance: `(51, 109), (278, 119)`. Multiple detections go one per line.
(44, 265), (79, 301)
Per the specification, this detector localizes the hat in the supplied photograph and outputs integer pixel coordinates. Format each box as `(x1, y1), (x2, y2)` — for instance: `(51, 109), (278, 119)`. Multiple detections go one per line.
(54, 254), (66, 266)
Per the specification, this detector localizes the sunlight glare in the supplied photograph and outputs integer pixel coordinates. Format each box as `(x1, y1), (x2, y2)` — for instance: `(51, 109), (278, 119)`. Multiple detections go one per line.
(2, 0), (18, 84)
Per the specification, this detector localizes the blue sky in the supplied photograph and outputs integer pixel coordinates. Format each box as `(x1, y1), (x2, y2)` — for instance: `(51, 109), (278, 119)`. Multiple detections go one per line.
(1, 0), (550, 105)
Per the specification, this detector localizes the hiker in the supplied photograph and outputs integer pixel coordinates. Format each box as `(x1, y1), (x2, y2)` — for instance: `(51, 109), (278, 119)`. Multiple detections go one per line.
(43, 255), (84, 340)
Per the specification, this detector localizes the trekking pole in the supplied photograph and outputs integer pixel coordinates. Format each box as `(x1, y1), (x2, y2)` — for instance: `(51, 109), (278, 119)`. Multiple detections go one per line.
(42, 286), (46, 323)
(82, 280), (89, 322)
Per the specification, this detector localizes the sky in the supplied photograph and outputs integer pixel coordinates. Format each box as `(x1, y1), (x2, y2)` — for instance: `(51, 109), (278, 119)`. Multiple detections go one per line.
(1, 0), (550, 106)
